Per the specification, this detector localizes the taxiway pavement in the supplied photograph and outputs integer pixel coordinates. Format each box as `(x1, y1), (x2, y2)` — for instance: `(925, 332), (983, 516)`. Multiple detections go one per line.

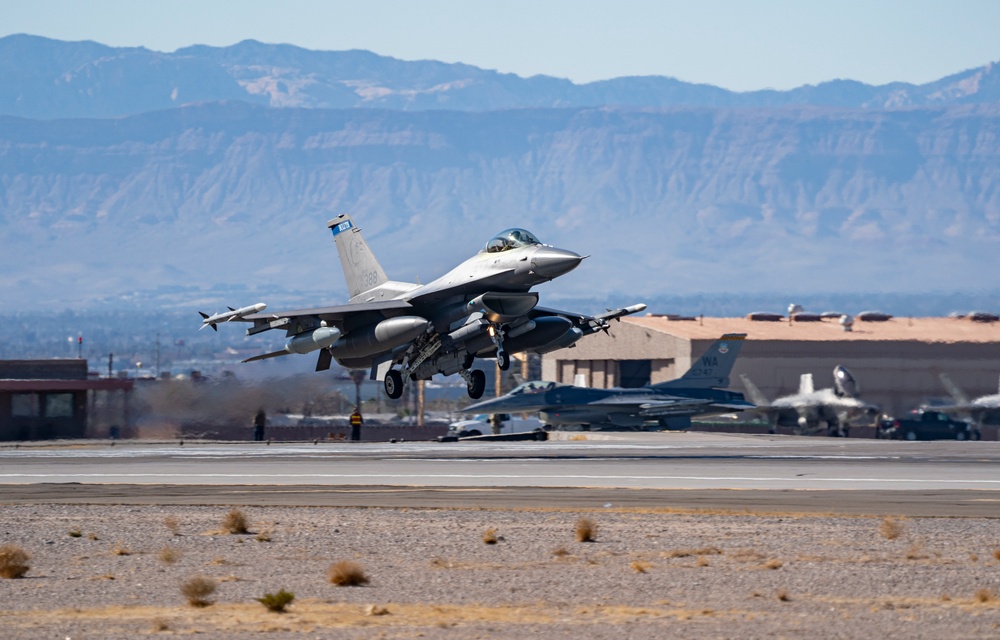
(2, 432), (999, 516)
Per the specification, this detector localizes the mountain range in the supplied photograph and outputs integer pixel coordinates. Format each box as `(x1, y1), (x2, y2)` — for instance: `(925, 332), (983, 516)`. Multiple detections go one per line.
(2, 35), (999, 315)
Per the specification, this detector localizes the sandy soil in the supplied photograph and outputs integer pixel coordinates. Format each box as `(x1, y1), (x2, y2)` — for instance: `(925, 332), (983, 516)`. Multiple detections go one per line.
(1, 503), (999, 639)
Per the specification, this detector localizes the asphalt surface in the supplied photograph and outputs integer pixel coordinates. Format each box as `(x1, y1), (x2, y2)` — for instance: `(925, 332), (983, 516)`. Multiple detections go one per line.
(2, 432), (999, 517)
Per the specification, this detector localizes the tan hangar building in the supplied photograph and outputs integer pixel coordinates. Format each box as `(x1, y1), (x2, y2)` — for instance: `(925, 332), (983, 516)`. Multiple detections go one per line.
(540, 314), (1000, 419)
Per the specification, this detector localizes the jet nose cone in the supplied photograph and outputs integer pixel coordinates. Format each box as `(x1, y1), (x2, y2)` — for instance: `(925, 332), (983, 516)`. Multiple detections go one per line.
(531, 247), (584, 279)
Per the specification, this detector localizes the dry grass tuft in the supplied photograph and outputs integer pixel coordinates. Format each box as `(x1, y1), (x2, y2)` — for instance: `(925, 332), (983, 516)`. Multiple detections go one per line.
(180, 575), (217, 607)
(256, 589), (295, 612)
(87, 532), (99, 541)
(630, 560), (650, 573)
(975, 588), (995, 603)
(256, 531), (272, 543)
(222, 508), (249, 535)
(328, 560), (369, 586)
(112, 542), (131, 556)
(879, 517), (905, 540)
(993, 548), (1000, 562)
(776, 589), (791, 602)
(666, 547), (723, 559)
(68, 529), (82, 538)
(482, 528), (498, 544)
(763, 559), (783, 570)
(905, 543), (929, 560)
(575, 517), (597, 543)
(366, 604), (390, 616)
(159, 546), (182, 565)
(941, 593), (951, 602)
(164, 516), (181, 536)
(970, 553), (979, 562)
(695, 556), (710, 567)
(0, 544), (30, 579)
(552, 547), (570, 558)
(150, 617), (169, 632)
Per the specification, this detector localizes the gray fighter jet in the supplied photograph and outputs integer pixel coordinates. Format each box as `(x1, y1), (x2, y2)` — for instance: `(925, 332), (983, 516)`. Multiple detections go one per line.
(199, 214), (645, 399)
(740, 366), (878, 437)
(460, 334), (753, 430)
(925, 373), (1000, 431)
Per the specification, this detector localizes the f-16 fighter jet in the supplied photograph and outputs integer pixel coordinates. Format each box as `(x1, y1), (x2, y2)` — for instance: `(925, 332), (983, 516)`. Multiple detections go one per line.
(200, 214), (645, 399)
(460, 334), (752, 430)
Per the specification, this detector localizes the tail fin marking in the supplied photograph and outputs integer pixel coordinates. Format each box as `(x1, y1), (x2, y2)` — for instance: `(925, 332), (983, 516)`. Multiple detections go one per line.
(653, 333), (747, 389)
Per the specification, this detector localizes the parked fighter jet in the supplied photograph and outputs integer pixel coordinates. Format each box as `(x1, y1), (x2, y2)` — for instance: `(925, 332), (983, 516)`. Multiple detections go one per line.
(200, 214), (645, 399)
(925, 373), (1000, 431)
(460, 334), (753, 430)
(740, 366), (878, 437)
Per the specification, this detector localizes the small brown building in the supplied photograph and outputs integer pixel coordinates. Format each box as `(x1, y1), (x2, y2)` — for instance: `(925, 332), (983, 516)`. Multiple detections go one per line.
(0, 360), (134, 440)
(542, 315), (1000, 421)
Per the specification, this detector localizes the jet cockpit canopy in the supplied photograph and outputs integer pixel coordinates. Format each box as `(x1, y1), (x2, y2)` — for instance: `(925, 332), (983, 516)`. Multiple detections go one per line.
(482, 228), (542, 254)
(509, 380), (561, 395)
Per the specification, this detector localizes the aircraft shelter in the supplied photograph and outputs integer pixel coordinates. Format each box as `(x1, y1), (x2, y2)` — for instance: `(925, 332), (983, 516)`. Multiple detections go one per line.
(540, 314), (1000, 431)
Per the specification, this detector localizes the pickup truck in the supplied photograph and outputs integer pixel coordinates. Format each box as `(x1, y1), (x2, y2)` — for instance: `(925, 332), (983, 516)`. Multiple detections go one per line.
(879, 409), (980, 441)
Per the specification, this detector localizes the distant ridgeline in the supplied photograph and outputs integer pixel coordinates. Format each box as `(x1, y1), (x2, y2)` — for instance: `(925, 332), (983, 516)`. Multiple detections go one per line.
(0, 34), (998, 311)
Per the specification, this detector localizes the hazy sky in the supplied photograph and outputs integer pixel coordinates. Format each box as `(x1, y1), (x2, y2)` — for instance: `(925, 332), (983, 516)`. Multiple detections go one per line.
(3, 0), (998, 91)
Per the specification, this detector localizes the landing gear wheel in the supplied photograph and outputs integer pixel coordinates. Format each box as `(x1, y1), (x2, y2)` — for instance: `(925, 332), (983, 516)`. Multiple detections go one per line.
(384, 369), (403, 399)
(467, 369), (486, 399)
(497, 350), (510, 371)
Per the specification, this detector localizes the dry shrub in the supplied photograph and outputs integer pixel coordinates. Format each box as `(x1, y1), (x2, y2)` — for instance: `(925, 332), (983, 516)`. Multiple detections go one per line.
(150, 618), (169, 632)
(993, 548), (1000, 562)
(0, 545), (30, 579)
(256, 589), (295, 612)
(68, 529), (82, 538)
(112, 542), (131, 556)
(776, 589), (791, 602)
(630, 561), (650, 573)
(87, 532), (100, 541)
(164, 516), (181, 536)
(256, 531), (272, 543)
(552, 547), (570, 558)
(575, 517), (597, 543)
(482, 528), (498, 544)
(695, 556), (710, 567)
(905, 543), (929, 560)
(328, 560), (369, 586)
(879, 517), (905, 540)
(180, 575), (217, 607)
(159, 546), (182, 565)
(764, 559), (783, 570)
(222, 509), (249, 534)
(975, 588), (995, 603)
(970, 553), (979, 563)
(366, 604), (390, 616)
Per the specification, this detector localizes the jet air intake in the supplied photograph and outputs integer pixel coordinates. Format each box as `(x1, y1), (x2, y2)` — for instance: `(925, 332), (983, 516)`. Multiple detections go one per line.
(465, 292), (539, 323)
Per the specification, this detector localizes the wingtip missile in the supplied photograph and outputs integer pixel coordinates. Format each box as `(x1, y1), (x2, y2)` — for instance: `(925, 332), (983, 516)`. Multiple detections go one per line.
(199, 302), (267, 330)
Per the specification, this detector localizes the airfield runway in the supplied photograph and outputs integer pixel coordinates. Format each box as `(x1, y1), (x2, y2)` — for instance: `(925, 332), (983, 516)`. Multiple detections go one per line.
(2, 431), (999, 516)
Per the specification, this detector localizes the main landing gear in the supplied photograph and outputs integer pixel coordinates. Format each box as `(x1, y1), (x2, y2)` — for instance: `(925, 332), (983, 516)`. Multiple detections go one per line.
(384, 367), (486, 400)
(462, 369), (486, 399)
(384, 369), (404, 399)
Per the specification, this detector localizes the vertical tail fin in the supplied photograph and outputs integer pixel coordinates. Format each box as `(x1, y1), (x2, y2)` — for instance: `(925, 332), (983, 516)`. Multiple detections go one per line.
(328, 214), (389, 300)
(739, 374), (771, 407)
(798, 373), (814, 395)
(653, 333), (746, 389)
(939, 372), (971, 405)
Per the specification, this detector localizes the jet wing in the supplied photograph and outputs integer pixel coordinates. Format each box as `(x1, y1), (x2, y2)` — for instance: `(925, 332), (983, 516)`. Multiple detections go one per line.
(241, 300), (415, 335)
(530, 303), (646, 336)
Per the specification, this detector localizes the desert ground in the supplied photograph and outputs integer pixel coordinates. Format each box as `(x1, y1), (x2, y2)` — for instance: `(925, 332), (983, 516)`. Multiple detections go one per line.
(1, 502), (999, 639)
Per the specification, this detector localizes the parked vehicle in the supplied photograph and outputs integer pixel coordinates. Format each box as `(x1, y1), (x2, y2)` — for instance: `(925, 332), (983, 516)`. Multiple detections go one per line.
(879, 410), (980, 441)
(448, 414), (546, 438)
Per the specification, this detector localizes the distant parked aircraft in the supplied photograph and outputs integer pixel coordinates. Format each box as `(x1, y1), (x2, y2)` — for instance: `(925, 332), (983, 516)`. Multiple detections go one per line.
(460, 334), (753, 430)
(740, 366), (878, 437)
(925, 373), (1000, 431)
